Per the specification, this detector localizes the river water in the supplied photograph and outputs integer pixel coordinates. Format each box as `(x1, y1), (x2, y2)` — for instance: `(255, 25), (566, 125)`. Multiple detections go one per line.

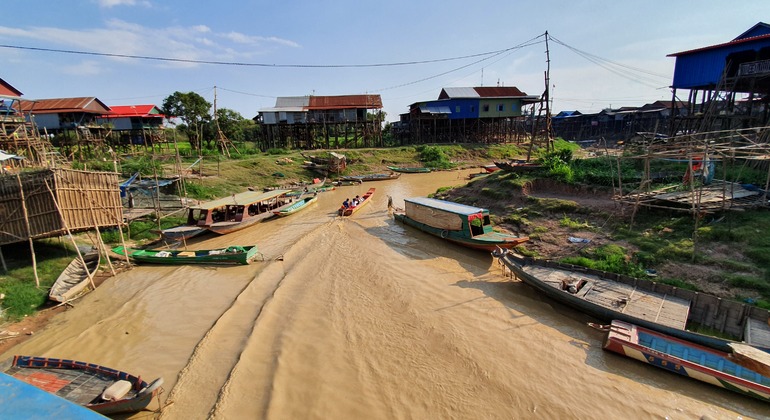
(3, 169), (769, 419)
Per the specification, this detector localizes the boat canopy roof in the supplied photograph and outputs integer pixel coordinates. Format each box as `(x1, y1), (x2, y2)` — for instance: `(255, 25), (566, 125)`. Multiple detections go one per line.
(405, 197), (488, 215)
(191, 190), (290, 210)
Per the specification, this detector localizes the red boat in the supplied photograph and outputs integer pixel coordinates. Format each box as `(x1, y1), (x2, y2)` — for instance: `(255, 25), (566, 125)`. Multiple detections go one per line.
(338, 188), (375, 216)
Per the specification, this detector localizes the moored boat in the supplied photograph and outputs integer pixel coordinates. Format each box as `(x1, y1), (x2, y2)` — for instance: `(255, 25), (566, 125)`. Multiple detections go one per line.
(494, 160), (543, 172)
(112, 245), (259, 265)
(600, 320), (770, 403)
(273, 195), (318, 217)
(0, 355), (163, 416)
(483, 164), (501, 173)
(493, 250), (770, 353)
(386, 166), (432, 173)
(339, 172), (401, 182)
(205, 190), (292, 235)
(0, 371), (105, 419)
(338, 188), (375, 216)
(394, 197), (528, 251)
(49, 250), (100, 303)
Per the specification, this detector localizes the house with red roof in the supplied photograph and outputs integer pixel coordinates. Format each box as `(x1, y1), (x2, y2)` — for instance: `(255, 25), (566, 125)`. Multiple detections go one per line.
(95, 105), (166, 146)
(19, 97), (111, 132)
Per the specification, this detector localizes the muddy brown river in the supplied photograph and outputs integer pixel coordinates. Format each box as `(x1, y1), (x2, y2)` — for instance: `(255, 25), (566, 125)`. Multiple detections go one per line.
(3, 169), (769, 419)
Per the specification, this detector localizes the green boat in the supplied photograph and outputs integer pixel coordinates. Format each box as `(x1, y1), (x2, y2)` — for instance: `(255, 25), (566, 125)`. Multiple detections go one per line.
(112, 245), (259, 265)
(394, 197), (529, 251)
(273, 195), (318, 217)
(386, 166), (432, 173)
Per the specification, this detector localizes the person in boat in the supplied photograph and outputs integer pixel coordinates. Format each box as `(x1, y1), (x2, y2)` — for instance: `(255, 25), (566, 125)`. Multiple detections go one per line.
(351, 197), (359, 206)
(354, 195), (362, 204)
(343, 198), (350, 208)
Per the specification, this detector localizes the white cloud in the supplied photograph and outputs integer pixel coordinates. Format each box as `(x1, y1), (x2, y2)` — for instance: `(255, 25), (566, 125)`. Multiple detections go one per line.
(0, 19), (301, 69)
(95, 0), (151, 8)
(61, 60), (103, 76)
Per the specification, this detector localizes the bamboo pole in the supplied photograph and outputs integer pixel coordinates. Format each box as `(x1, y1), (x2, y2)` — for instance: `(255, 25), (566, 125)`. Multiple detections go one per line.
(43, 179), (95, 290)
(0, 247), (7, 273)
(16, 174), (39, 286)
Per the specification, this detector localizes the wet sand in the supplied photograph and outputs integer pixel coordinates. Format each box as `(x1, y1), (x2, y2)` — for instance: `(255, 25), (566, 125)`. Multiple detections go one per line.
(3, 170), (769, 419)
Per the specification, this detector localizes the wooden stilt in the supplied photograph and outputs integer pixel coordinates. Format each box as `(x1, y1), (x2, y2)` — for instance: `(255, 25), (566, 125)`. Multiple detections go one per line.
(43, 179), (95, 290)
(16, 174), (39, 286)
(0, 246), (7, 273)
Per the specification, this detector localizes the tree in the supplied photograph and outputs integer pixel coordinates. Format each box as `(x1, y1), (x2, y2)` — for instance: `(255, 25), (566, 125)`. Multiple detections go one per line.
(162, 91), (212, 154)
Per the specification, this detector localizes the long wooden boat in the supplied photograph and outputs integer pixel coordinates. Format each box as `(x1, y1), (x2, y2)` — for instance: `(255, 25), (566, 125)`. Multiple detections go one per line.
(1, 355), (163, 416)
(494, 160), (543, 172)
(600, 320), (770, 403)
(394, 197), (529, 251)
(112, 245), (258, 265)
(0, 372), (106, 419)
(205, 190), (292, 235)
(49, 250), (100, 303)
(483, 164), (501, 173)
(493, 250), (770, 353)
(339, 172), (401, 182)
(273, 195), (317, 217)
(338, 188), (375, 216)
(386, 166), (432, 173)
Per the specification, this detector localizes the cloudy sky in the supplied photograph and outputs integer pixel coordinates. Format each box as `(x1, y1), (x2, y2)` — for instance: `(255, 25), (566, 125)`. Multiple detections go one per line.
(1, 1), (767, 122)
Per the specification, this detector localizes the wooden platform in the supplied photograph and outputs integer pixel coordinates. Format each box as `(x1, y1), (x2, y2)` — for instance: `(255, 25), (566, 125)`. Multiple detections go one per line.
(745, 318), (770, 349)
(524, 265), (691, 330)
(615, 180), (764, 213)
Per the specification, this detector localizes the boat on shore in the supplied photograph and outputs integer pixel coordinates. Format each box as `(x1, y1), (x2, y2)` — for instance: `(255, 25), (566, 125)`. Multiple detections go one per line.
(49, 250), (100, 303)
(394, 197), (529, 251)
(483, 164), (501, 173)
(206, 190), (292, 235)
(493, 250), (770, 353)
(339, 172), (401, 182)
(112, 245), (259, 265)
(338, 188), (375, 216)
(0, 355), (163, 415)
(273, 195), (318, 217)
(0, 372), (105, 419)
(386, 166), (432, 173)
(599, 320), (770, 403)
(494, 160), (543, 172)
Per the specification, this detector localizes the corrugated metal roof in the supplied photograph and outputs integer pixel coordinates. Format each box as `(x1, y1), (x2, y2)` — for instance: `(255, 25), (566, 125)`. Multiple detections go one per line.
(19, 97), (111, 114)
(439, 87), (479, 99)
(668, 33), (770, 57)
(439, 86), (531, 99)
(405, 197), (486, 216)
(102, 105), (164, 118)
(418, 106), (451, 114)
(0, 78), (22, 97)
(191, 190), (291, 210)
(474, 86), (528, 97)
(259, 107), (305, 112)
(308, 95), (382, 109)
(275, 96), (310, 108)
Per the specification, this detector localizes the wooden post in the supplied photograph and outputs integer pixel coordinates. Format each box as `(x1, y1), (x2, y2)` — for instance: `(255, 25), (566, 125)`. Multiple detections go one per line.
(16, 174), (39, 286)
(43, 179), (95, 290)
(153, 167), (162, 234)
(0, 247), (7, 273)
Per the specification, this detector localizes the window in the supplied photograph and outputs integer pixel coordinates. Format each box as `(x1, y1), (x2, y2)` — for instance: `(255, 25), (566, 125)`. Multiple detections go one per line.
(497, 104), (504, 112)
(455, 106), (461, 113)
(471, 106), (476, 113)
(483, 105), (489, 112)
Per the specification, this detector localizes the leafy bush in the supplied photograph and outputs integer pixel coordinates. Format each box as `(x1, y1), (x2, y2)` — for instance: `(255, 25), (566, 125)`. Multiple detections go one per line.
(418, 145), (454, 169)
(266, 148), (289, 155)
(122, 156), (164, 177)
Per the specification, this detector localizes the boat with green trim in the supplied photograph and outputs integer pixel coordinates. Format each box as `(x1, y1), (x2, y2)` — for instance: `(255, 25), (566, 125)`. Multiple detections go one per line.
(273, 195), (318, 217)
(394, 197), (529, 251)
(386, 166), (432, 173)
(205, 190), (292, 235)
(112, 245), (259, 265)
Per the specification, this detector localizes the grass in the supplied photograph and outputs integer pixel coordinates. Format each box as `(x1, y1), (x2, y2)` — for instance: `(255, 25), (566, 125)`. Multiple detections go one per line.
(0, 241), (80, 320)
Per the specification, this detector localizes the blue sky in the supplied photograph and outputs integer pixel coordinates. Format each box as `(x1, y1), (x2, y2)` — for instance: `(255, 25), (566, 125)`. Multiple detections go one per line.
(1, 1), (768, 122)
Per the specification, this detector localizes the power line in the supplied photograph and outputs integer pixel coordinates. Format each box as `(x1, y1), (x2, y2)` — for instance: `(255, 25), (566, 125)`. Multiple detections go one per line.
(0, 43), (527, 68)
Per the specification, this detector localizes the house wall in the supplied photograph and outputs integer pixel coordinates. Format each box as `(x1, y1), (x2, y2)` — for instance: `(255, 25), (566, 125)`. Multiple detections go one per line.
(479, 99), (521, 118)
(29, 114), (60, 130)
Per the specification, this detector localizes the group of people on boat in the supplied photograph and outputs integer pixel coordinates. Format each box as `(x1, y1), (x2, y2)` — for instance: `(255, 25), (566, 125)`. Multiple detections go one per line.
(342, 195), (363, 209)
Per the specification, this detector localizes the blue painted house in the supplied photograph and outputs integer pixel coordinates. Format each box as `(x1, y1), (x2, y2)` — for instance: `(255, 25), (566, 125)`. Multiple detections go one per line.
(398, 86), (539, 144)
(667, 22), (770, 131)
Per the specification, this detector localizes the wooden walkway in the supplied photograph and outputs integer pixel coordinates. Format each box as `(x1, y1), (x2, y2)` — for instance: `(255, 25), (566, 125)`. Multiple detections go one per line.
(524, 265), (691, 330)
